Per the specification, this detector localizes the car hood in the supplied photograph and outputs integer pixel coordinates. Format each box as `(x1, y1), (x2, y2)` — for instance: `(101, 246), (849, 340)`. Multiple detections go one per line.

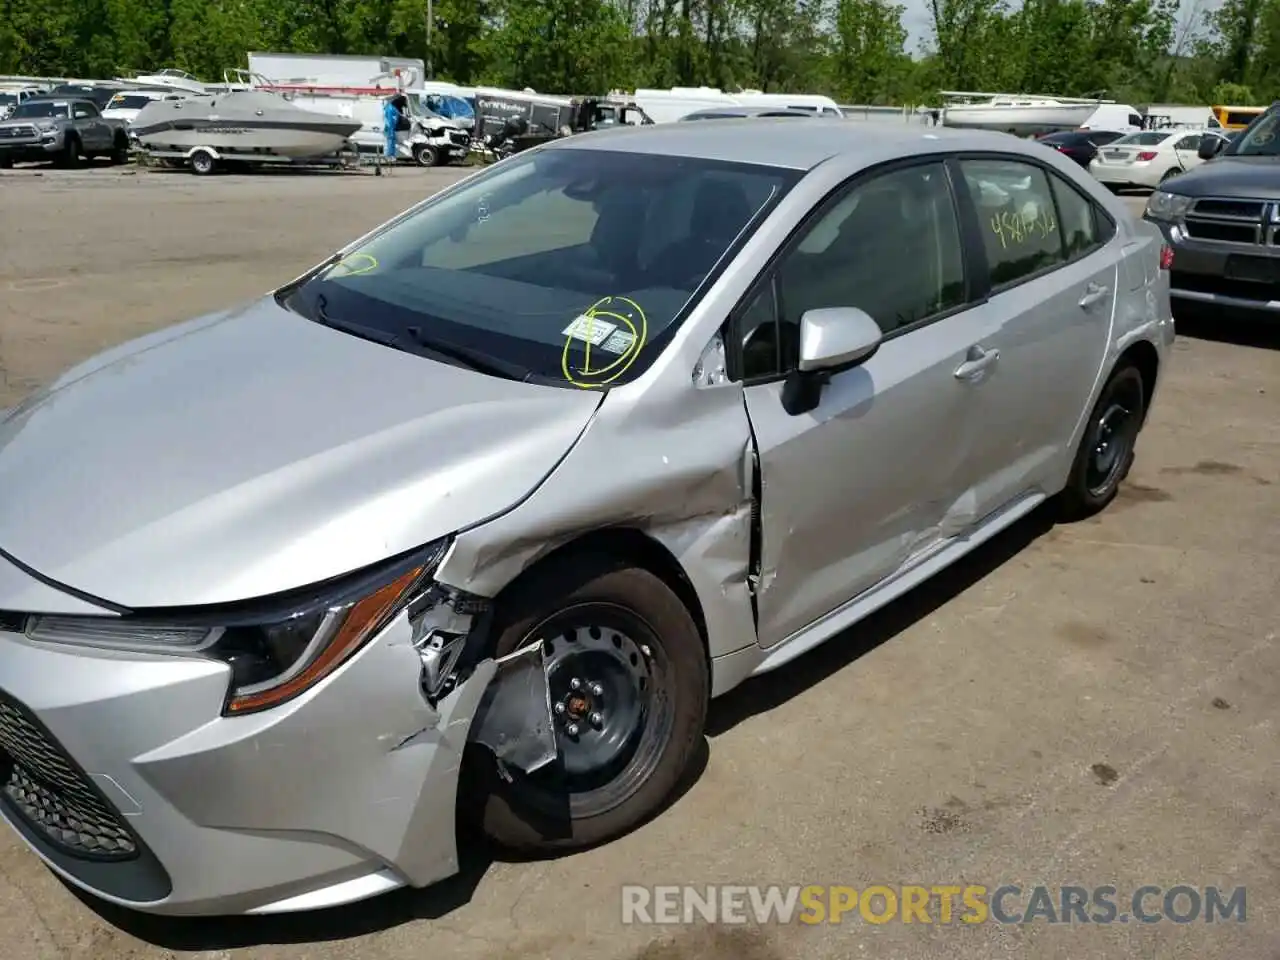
(0, 298), (602, 609)
(1169, 157), (1280, 199)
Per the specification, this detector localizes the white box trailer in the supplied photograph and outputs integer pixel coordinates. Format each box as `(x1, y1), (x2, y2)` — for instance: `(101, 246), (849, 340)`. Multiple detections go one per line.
(246, 52), (425, 91)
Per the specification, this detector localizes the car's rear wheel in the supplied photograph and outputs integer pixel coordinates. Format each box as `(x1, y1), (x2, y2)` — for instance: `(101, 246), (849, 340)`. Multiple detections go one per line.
(464, 555), (708, 852)
(1058, 364), (1146, 519)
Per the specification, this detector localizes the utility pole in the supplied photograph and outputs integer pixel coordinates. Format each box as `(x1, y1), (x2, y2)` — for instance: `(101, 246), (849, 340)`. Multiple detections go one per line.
(426, 0), (434, 79)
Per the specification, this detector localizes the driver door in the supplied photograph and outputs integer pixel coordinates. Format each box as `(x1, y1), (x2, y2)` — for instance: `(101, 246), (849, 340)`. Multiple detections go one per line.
(737, 161), (995, 648)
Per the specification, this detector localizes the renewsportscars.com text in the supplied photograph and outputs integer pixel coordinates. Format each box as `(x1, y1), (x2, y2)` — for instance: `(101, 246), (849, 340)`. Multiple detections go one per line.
(621, 884), (1247, 925)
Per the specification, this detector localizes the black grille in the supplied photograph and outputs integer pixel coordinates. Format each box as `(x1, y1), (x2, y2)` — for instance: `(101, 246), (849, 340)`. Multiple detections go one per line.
(0, 612), (24, 633)
(0, 692), (138, 861)
(449, 130), (470, 146)
(1191, 199), (1266, 219)
(0, 126), (35, 139)
(1184, 219), (1258, 244)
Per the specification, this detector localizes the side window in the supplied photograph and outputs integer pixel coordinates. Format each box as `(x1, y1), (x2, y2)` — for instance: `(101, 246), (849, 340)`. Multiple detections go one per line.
(73, 106), (91, 119)
(1128, 113), (1144, 127)
(1048, 172), (1104, 258)
(1173, 134), (1201, 151)
(732, 163), (966, 380)
(777, 163), (964, 340)
(959, 158), (1065, 288)
(737, 278), (781, 380)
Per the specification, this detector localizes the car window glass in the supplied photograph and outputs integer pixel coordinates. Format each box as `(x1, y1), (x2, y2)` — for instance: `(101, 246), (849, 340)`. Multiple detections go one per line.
(1048, 173), (1101, 258)
(736, 279), (781, 379)
(1128, 114), (1144, 126)
(1114, 131), (1171, 146)
(1173, 134), (1201, 150)
(773, 162), (965, 347)
(959, 158), (1066, 287)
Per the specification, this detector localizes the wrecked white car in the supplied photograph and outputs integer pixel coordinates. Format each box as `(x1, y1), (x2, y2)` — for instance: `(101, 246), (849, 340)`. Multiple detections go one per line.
(0, 119), (1172, 916)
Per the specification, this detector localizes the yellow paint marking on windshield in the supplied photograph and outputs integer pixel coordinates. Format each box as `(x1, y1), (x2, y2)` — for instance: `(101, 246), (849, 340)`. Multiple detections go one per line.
(561, 296), (648, 389)
(328, 253), (379, 277)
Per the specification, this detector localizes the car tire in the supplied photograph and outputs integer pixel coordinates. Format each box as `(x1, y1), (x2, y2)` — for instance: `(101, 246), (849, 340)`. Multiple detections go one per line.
(413, 143), (440, 167)
(110, 133), (130, 165)
(189, 149), (217, 175)
(59, 136), (80, 168)
(1058, 364), (1146, 520)
(464, 554), (708, 853)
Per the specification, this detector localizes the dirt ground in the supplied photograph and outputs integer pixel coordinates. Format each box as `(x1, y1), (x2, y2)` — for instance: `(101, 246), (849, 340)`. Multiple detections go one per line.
(1, 163), (1278, 960)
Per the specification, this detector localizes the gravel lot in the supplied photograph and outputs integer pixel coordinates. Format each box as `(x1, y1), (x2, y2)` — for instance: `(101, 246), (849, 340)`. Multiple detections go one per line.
(1, 163), (1278, 960)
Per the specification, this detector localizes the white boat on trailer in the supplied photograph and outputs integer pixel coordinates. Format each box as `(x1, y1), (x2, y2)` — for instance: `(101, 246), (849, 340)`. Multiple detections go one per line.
(940, 90), (1106, 135)
(131, 90), (362, 174)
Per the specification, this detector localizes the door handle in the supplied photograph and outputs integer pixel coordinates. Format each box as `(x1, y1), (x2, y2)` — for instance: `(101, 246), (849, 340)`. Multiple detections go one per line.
(954, 345), (1000, 380)
(1079, 282), (1110, 309)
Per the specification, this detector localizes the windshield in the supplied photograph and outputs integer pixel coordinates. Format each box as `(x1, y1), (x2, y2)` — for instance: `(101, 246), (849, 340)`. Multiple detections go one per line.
(283, 147), (799, 387)
(1113, 131), (1172, 146)
(1226, 110), (1280, 156)
(106, 94), (158, 110)
(11, 101), (70, 119)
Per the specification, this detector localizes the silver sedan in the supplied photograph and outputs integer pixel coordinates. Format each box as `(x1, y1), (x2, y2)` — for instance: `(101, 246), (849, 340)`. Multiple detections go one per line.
(0, 118), (1174, 916)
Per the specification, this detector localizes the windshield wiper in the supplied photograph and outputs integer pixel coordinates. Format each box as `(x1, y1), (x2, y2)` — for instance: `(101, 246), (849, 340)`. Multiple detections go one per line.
(402, 326), (534, 382)
(310, 294), (400, 347)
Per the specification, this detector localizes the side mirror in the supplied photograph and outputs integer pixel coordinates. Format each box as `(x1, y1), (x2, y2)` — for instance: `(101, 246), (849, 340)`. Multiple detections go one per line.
(798, 307), (882, 372)
(1197, 137), (1223, 160)
(782, 307), (883, 415)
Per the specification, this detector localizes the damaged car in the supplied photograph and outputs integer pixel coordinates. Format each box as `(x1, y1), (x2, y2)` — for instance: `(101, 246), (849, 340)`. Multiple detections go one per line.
(0, 119), (1173, 916)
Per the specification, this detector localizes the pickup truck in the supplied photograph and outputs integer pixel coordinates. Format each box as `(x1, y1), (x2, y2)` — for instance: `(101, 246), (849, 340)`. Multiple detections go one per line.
(0, 97), (131, 168)
(1143, 101), (1280, 321)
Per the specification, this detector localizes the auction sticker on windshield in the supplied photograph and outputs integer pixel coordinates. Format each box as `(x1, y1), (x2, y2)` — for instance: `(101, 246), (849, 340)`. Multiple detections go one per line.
(562, 314), (618, 346)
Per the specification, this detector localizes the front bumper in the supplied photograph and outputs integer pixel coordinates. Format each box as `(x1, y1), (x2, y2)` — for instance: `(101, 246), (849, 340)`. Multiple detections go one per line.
(0, 610), (494, 916)
(1146, 218), (1280, 316)
(0, 138), (62, 163)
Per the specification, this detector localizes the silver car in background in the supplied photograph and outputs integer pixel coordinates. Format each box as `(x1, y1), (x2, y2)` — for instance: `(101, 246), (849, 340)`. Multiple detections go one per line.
(0, 119), (1173, 917)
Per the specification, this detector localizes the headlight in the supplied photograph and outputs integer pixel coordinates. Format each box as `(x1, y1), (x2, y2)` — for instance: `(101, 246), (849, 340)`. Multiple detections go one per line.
(1145, 190), (1192, 221)
(24, 538), (449, 715)
(36, 121), (56, 133)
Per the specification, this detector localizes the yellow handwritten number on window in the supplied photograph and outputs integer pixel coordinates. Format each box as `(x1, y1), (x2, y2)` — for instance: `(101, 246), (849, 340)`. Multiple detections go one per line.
(990, 208), (1058, 249)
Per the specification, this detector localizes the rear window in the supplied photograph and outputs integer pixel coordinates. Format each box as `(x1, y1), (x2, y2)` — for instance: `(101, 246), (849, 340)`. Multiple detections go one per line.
(1042, 132), (1090, 145)
(1113, 131), (1172, 146)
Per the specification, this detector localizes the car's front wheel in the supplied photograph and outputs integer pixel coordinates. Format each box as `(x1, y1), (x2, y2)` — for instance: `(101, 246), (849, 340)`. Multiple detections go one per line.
(465, 555), (708, 852)
(1059, 364), (1146, 519)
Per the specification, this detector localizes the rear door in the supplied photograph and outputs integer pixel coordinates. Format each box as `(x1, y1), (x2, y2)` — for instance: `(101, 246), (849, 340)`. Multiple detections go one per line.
(951, 156), (1118, 514)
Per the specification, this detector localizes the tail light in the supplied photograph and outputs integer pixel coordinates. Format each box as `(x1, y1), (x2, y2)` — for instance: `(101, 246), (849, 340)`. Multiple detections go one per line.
(1159, 245), (1174, 270)
(1137, 151), (1158, 161)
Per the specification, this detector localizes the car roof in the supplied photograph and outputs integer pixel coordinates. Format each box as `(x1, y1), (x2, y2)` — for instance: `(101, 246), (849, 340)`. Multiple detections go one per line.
(682, 105), (812, 119)
(18, 96), (92, 107)
(545, 118), (1051, 170)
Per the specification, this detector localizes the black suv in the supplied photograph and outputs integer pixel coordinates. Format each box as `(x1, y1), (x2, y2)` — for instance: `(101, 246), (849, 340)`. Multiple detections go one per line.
(1143, 103), (1280, 320)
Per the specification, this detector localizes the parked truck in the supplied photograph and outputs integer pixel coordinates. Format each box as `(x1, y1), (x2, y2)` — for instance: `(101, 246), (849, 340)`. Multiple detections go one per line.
(0, 96), (130, 168)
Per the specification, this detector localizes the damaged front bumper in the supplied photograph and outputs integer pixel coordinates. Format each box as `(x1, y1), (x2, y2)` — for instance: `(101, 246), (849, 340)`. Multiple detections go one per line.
(0, 592), (557, 916)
